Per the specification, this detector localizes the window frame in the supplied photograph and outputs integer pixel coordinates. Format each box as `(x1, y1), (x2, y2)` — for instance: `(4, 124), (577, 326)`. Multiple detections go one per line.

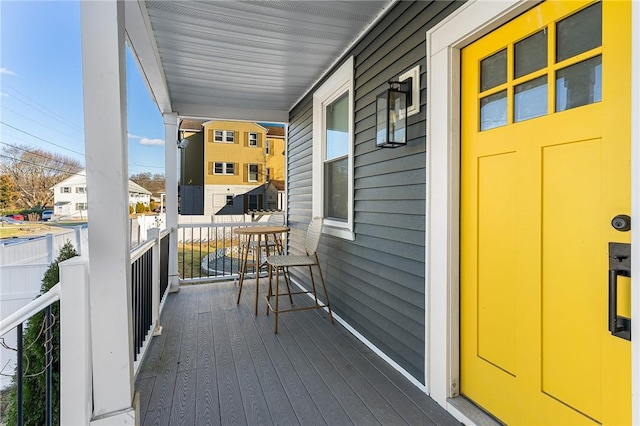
(265, 139), (271, 155)
(76, 187), (86, 194)
(312, 56), (355, 240)
(248, 132), (258, 147)
(214, 130), (235, 143)
(212, 162), (235, 175)
(248, 163), (259, 182)
(61, 186), (71, 193)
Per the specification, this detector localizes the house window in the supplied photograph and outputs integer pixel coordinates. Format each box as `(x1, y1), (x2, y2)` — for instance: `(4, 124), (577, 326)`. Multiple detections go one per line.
(226, 195), (234, 206)
(76, 187), (86, 194)
(212, 162), (235, 175)
(248, 194), (259, 210)
(266, 168), (271, 182)
(61, 187), (71, 193)
(248, 132), (258, 147)
(248, 164), (259, 182)
(312, 56), (354, 240)
(76, 203), (87, 210)
(265, 139), (271, 155)
(214, 130), (235, 143)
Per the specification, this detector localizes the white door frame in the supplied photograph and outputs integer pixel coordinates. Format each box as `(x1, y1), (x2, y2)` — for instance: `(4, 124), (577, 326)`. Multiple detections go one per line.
(424, 0), (640, 423)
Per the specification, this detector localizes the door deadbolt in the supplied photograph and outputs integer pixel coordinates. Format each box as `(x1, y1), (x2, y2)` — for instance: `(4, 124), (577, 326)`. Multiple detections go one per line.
(612, 215), (631, 232)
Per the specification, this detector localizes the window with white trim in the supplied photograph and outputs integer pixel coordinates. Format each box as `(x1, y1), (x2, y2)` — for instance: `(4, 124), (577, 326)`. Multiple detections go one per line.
(248, 132), (258, 147)
(76, 187), (86, 194)
(248, 194), (259, 210)
(211, 162), (235, 175)
(312, 56), (354, 240)
(214, 130), (235, 143)
(265, 139), (271, 155)
(76, 202), (87, 210)
(61, 187), (71, 193)
(248, 164), (259, 182)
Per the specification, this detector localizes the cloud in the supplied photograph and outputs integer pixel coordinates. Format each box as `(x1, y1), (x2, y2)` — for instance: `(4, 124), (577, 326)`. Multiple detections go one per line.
(139, 138), (164, 146)
(128, 133), (143, 139)
(0, 68), (17, 76)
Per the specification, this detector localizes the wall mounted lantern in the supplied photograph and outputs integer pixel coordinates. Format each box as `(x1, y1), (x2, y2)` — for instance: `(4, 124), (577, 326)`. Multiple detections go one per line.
(376, 78), (411, 148)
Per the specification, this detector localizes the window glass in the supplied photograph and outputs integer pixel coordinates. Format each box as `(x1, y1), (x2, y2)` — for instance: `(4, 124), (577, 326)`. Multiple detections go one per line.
(214, 130), (223, 142)
(514, 76), (547, 122)
(556, 55), (602, 112)
(249, 133), (258, 146)
(514, 30), (547, 79)
(214, 163), (223, 174)
(248, 164), (258, 182)
(480, 49), (507, 92)
(225, 131), (235, 143)
(556, 2), (601, 63)
(325, 92), (349, 160)
(325, 157), (348, 220)
(225, 163), (235, 174)
(226, 195), (233, 206)
(480, 90), (508, 130)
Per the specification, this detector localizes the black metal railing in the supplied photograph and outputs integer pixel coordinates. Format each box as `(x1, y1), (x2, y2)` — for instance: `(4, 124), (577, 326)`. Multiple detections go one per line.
(160, 233), (169, 297)
(131, 247), (152, 362)
(1, 286), (60, 426)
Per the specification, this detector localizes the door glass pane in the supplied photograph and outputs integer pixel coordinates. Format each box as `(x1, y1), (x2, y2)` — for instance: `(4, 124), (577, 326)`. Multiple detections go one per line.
(556, 55), (602, 112)
(480, 49), (507, 92)
(514, 76), (547, 122)
(480, 90), (507, 131)
(325, 91), (349, 160)
(514, 30), (547, 79)
(325, 157), (348, 221)
(556, 2), (602, 63)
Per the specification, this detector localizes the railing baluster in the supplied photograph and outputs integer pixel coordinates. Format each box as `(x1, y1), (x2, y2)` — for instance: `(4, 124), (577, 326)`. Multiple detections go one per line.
(45, 305), (52, 426)
(17, 323), (23, 426)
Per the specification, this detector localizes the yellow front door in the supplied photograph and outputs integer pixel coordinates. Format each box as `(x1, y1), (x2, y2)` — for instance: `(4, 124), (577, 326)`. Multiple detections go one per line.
(460, 1), (631, 424)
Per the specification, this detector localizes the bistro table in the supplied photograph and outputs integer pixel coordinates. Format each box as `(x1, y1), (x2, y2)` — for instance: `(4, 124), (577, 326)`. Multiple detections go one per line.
(234, 225), (290, 315)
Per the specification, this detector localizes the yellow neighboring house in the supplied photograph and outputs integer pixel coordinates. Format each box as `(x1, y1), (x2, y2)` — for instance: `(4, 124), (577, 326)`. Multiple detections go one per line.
(197, 120), (285, 216)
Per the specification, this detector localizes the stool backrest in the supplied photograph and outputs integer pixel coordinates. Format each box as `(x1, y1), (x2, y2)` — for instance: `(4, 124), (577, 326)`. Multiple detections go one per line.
(268, 213), (285, 226)
(305, 217), (323, 255)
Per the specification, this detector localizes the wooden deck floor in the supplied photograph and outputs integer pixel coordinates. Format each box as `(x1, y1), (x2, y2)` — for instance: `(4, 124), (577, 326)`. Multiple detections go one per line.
(135, 280), (460, 426)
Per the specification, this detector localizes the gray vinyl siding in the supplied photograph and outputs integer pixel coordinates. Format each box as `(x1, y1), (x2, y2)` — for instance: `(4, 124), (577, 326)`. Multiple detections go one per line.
(287, 1), (463, 383)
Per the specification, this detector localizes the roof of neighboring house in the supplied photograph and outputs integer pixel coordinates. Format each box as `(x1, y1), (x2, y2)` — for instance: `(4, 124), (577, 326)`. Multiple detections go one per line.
(180, 119), (204, 132)
(128, 180), (152, 195)
(264, 126), (285, 137)
(269, 180), (285, 191)
(52, 170), (151, 195)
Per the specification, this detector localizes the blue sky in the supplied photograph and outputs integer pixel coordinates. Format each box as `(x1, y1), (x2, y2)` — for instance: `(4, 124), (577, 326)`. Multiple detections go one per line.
(0, 0), (166, 176)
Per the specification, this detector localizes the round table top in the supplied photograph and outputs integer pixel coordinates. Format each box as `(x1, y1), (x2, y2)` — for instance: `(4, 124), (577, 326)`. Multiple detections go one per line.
(233, 225), (289, 235)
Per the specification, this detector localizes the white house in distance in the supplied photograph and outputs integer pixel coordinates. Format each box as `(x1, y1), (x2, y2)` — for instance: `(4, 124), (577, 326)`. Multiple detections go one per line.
(52, 170), (151, 219)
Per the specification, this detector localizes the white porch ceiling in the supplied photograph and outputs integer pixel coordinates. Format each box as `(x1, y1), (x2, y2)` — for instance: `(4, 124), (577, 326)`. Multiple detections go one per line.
(125, 0), (392, 123)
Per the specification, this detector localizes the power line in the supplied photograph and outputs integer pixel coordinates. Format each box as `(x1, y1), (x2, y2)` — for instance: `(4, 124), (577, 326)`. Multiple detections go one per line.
(0, 121), (85, 157)
(0, 140), (84, 166)
(3, 106), (85, 144)
(1, 82), (84, 132)
(0, 154), (82, 175)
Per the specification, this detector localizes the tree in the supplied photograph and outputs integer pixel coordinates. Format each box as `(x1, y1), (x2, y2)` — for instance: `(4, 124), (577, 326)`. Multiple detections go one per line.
(0, 174), (18, 211)
(6, 241), (78, 426)
(0, 145), (82, 209)
(129, 172), (165, 195)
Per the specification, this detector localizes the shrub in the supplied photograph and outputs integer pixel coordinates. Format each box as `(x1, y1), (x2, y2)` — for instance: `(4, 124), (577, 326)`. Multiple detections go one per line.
(27, 212), (40, 222)
(129, 205), (134, 215)
(149, 201), (156, 212)
(135, 202), (145, 214)
(5, 241), (78, 426)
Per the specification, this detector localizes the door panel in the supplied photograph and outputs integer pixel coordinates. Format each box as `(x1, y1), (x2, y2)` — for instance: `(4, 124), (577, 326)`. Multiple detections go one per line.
(460, 1), (631, 424)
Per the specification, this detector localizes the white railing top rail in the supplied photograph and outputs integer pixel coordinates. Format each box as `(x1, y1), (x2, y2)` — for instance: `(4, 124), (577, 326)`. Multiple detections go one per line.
(130, 227), (174, 263)
(0, 283), (61, 336)
(177, 222), (270, 230)
(130, 239), (156, 264)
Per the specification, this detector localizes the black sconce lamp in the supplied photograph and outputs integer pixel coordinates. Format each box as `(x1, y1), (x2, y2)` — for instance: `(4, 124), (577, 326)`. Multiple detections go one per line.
(376, 78), (411, 148)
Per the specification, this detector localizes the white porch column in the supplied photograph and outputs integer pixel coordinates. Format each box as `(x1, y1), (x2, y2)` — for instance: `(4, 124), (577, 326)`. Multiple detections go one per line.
(80, 0), (135, 420)
(164, 113), (180, 292)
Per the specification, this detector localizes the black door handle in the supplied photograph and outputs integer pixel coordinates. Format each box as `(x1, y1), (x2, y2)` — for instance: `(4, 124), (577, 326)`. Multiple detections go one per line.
(609, 268), (631, 341)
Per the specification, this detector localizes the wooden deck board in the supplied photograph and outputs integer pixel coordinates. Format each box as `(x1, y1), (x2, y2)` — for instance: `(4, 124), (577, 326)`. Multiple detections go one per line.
(135, 281), (460, 426)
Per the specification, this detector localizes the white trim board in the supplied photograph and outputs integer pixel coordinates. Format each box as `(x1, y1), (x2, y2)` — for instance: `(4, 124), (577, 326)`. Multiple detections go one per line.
(425, 1), (640, 424)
